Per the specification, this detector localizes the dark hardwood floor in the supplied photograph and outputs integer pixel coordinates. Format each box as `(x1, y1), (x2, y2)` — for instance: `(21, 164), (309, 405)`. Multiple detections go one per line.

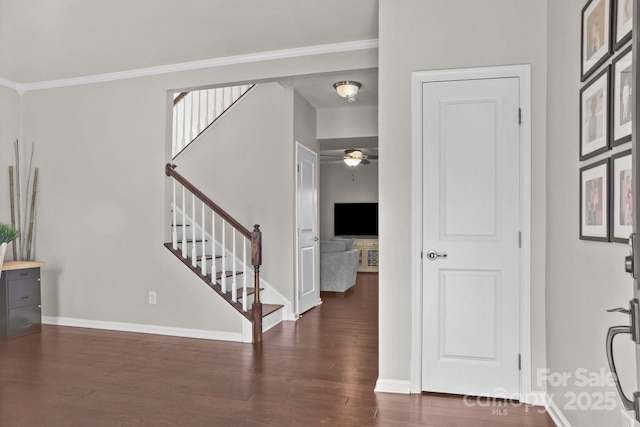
(0, 273), (555, 426)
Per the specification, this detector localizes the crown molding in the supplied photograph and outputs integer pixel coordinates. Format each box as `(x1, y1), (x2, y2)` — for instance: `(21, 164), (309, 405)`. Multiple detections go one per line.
(0, 77), (24, 94)
(0, 39), (378, 93)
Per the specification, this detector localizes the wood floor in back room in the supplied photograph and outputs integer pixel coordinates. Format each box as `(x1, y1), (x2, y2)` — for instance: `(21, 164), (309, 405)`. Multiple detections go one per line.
(0, 272), (555, 426)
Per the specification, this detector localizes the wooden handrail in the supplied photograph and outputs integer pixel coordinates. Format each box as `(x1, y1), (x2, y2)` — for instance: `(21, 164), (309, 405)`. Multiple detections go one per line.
(173, 92), (188, 105)
(165, 163), (251, 239)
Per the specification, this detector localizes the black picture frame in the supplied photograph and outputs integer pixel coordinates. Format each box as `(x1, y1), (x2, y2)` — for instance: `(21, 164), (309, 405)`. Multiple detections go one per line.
(581, 0), (612, 82)
(580, 66), (611, 160)
(611, 46), (632, 146)
(612, 0), (633, 51)
(580, 158), (610, 241)
(610, 150), (633, 242)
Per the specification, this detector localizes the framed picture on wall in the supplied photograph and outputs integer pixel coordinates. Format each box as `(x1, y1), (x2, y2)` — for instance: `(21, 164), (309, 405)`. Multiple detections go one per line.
(580, 66), (610, 160)
(611, 150), (632, 242)
(580, 158), (610, 241)
(612, 0), (633, 50)
(612, 46), (632, 145)
(581, 0), (612, 81)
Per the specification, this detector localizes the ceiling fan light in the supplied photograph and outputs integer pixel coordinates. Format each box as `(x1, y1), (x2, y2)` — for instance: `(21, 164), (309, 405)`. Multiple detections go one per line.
(333, 81), (362, 100)
(344, 157), (362, 167)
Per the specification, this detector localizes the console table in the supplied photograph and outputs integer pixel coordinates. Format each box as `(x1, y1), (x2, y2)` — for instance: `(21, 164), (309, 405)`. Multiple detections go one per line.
(0, 261), (44, 339)
(353, 239), (379, 272)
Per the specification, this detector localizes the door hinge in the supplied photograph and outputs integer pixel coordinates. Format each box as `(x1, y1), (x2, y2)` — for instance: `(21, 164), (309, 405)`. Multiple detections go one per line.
(518, 108), (522, 125)
(518, 354), (522, 370)
(518, 231), (522, 248)
(420, 251), (423, 260)
(297, 164), (300, 173)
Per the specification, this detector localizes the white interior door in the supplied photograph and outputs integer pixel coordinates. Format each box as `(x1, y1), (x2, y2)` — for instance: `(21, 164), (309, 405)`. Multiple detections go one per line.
(421, 76), (522, 397)
(296, 143), (320, 315)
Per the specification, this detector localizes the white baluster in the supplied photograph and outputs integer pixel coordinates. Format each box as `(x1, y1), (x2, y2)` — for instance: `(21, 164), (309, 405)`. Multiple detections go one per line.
(232, 229), (237, 302)
(190, 93), (196, 139)
(182, 95), (188, 149)
(191, 193), (197, 267)
(211, 211), (217, 283)
(196, 90), (202, 135)
(172, 180), (177, 250)
(173, 104), (178, 157)
(215, 88), (223, 119)
(201, 202), (206, 276)
(242, 237), (247, 312)
(223, 87), (232, 110)
(204, 89), (210, 128)
(221, 219), (226, 293)
(181, 187), (187, 258)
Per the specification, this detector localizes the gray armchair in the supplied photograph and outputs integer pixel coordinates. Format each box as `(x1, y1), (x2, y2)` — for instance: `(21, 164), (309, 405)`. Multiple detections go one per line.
(320, 239), (359, 292)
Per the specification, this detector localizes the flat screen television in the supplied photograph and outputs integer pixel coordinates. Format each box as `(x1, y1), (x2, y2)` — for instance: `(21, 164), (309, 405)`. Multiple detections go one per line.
(334, 203), (378, 237)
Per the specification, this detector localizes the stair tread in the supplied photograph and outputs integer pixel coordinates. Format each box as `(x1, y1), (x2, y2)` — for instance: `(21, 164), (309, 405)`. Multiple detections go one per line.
(251, 304), (284, 318)
(196, 254), (222, 261)
(213, 270), (244, 280)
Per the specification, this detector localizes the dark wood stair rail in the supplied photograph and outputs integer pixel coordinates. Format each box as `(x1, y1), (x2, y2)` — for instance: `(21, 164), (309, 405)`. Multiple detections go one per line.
(165, 163), (264, 343)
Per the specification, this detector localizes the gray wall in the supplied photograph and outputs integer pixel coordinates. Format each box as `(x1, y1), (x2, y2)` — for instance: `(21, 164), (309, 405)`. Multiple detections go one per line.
(546, 1), (637, 425)
(0, 86), (21, 257)
(378, 0), (548, 394)
(319, 163), (378, 241)
(14, 49), (376, 334)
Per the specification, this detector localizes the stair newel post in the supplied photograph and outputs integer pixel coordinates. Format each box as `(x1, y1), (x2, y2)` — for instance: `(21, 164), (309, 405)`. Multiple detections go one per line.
(242, 237), (248, 312)
(251, 224), (263, 344)
(221, 219), (227, 293)
(172, 179), (177, 250)
(232, 229), (237, 302)
(201, 202), (206, 276)
(191, 193), (197, 267)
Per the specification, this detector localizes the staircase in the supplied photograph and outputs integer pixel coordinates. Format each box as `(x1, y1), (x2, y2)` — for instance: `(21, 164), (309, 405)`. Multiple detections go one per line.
(164, 163), (284, 343)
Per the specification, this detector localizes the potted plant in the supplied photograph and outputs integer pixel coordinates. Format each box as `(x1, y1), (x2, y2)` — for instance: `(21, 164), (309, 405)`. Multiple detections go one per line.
(0, 224), (19, 267)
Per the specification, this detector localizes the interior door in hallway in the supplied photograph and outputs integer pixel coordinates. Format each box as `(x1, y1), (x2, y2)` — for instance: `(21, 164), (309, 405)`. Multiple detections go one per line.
(421, 75), (522, 397)
(296, 143), (320, 315)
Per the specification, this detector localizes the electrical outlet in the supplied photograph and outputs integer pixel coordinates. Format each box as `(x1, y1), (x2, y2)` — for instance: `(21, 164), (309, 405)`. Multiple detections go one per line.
(148, 291), (157, 305)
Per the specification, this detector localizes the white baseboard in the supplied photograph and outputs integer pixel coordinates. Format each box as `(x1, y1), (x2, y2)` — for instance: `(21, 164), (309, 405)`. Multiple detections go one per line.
(523, 391), (548, 406)
(374, 379), (412, 394)
(42, 316), (244, 342)
(544, 393), (572, 427)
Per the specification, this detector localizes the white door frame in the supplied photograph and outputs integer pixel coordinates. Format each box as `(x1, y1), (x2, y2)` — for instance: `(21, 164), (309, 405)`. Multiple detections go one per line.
(410, 64), (533, 402)
(295, 142), (321, 316)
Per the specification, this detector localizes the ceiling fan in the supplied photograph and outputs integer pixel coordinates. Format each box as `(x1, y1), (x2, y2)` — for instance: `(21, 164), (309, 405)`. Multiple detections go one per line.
(322, 148), (378, 166)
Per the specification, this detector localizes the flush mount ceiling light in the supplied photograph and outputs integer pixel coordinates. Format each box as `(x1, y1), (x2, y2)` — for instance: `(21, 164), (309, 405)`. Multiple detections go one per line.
(333, 81), (362, 103)
(343, 149), (363, 166)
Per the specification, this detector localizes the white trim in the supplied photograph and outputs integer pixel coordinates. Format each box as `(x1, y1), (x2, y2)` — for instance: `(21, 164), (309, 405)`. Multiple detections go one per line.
(544, 393), (572, 427)
(294, 142), (321, 316)
(42, 316), (244, 342)
(1, 39), (378, 93)
(409, 65), (533, 399)
(374, 379), (412, 394)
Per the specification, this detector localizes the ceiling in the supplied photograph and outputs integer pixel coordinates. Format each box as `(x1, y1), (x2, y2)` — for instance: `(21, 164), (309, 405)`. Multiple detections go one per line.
(0, 0), (379, 157)
(0, 0), (378, 84)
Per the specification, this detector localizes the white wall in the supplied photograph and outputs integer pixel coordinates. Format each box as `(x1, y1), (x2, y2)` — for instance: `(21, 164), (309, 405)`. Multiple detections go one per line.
(546, 1), (637, 425)
(378, 0), (548, 394)
(17, 49), (376, 336)
(0, 87), (21, 259)
(317, 106), (378, 139)
(319, 163), (378, 241)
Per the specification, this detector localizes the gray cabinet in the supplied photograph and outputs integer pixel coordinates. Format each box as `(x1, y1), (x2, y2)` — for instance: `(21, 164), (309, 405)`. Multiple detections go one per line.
(0, 267), (41, 338)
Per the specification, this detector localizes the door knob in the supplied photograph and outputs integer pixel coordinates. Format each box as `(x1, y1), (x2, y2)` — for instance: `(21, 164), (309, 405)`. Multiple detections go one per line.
(312, 237), (319, 242)
(426, 250), (447, 261)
